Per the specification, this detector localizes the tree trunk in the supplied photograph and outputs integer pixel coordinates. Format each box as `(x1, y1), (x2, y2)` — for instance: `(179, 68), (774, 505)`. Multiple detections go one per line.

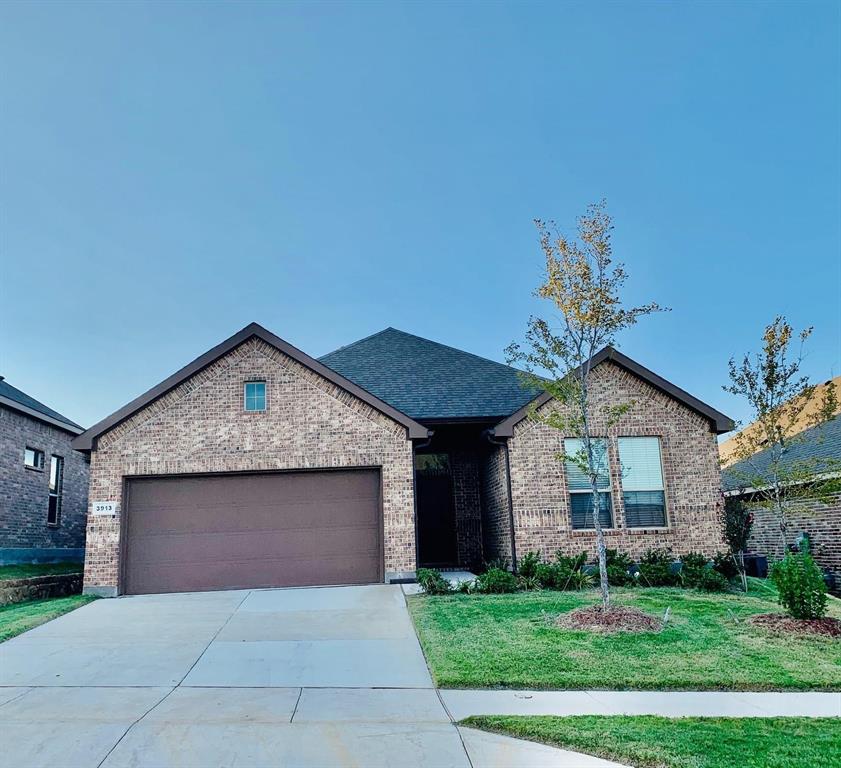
(591, 483), (610, 609)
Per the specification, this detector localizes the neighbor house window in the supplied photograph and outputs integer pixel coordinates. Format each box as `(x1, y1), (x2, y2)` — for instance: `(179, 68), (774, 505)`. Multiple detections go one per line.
(619, 437), (666, 527)
(564, 438), (613, 529)
(244, 381), (266, 412)
(47, 455), (63, 526)
(24, 447), (44, 470)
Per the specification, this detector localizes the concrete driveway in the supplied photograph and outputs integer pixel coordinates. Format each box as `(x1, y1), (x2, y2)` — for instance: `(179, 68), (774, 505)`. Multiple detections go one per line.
(0, 585), (623, 767)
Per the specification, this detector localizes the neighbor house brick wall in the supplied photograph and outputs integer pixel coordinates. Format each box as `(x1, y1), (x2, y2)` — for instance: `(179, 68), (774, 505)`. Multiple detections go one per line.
(480, 443), (512, 564)
(83, 337), (416, 591)
(746, 492), (840, 590)
(0, 406), (88, 557)
(451, 449), (483, 569)
(507, 361), (725, 561)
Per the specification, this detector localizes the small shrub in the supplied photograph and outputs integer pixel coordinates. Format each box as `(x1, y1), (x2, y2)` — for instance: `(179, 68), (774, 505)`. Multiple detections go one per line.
(517, 574), (542, 591)
(680, 552), (710, 588)
(605, 549), (634, 586)
(556, 550), (588, 572)
(696, 568), (729, 592)
(475, 567), (518, 594)
(518, 551), (542, 579)
(416, 568), (452, 595)
(483, 557), (511, 573)
(562, 569), (594, 590)
(455, 578), (475, 594)
(712, 552), (740, 580)
(535, 562), (559, 589)
(638, 548), (680, 587)
(771, 548), (828, 619)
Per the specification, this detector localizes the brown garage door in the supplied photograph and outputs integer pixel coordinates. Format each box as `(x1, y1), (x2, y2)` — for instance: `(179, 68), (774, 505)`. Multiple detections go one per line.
(123, 469), (382, 595)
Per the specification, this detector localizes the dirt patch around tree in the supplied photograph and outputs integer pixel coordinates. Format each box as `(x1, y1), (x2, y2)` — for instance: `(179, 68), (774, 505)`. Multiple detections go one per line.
(555, 605), (663, 634)
(749, 613), (841, 638)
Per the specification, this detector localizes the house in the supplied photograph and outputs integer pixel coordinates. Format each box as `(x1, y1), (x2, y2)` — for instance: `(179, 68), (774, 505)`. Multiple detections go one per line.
(0, 376), (89, 564)
(72, 323), (733, 596)
(723, 414), (841, 590)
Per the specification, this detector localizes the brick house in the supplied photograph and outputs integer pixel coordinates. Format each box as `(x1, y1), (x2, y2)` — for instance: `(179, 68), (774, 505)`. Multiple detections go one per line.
(72, 323), (733, 596)
(723, 414), (841, 591)
(0, 376), (89, 564)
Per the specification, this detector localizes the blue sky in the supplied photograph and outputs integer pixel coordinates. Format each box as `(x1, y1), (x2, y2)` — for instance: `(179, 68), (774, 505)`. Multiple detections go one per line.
(1, 1), (839, 432)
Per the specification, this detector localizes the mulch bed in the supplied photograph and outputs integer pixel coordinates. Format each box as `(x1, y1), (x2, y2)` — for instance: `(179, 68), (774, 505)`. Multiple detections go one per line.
(555, 605), (663, 634)
(749, 613), (841, 638)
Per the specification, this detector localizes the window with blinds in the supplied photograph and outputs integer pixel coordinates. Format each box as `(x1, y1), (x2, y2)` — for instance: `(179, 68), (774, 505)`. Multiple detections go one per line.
(564, 438), (613, 529)
(618, 437), (666, 527)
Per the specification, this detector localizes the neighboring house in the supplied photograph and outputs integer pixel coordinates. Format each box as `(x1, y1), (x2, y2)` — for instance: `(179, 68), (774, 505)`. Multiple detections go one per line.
(723, 414), (841, 590)
(0, 376), (89, 564)
(72, 323), (733, 596)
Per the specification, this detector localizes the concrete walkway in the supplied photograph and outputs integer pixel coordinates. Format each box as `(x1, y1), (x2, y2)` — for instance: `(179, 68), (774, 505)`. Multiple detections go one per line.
(0, 585), (628, 767)
(442, 689), (841, 720)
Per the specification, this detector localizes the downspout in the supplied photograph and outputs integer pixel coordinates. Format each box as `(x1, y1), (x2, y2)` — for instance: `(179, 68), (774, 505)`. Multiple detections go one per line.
(483, 429), (517, 572)
(410, 430), (435, 578)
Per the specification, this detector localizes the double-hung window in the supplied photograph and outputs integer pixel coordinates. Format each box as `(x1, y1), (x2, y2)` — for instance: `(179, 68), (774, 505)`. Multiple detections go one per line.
(618, 437), (666, 527)
(244, 381), (266, 412)
(48, 455), (63, 526)
(24, 447), (45, 470)
(564, 438), (613, 529)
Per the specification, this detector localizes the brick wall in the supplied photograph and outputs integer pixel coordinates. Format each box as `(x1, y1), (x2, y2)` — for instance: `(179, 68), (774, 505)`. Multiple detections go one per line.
(83, 337), (416, 592)
(746, 492), (840, 589)
(0, 406), (88, 554)
(507, 361), (725, 561)
(480, 443), (512, 564)
(451, 449), (483, 569)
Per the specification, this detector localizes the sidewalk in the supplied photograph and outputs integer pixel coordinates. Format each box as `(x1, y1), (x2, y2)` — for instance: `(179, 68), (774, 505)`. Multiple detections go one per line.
(440, 689), (841, 721)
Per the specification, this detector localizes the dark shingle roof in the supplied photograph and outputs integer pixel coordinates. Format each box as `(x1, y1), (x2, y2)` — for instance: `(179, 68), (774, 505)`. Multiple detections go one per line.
(723, 415), (841, 491)
(0, 377), (83, 431)
(319, 328), (541, 421)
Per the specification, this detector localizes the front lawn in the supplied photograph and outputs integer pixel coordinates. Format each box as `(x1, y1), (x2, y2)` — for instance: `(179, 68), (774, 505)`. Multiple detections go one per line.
(0, 562), (83, 581)
(460, 715), (841, 768)
(0, 595), (95, 642)
(408, 587), (841, 690)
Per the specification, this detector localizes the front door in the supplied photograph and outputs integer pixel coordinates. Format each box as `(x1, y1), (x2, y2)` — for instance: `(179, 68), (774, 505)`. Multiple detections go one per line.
(415, 453), (458, 567)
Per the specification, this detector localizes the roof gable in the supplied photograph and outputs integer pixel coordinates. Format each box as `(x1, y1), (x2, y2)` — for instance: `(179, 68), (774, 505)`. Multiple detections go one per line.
(319, 328), (542, 422)
(72, 323), (429, 451)
(491, 346), (735, 437)
(0, 377), (83, 434)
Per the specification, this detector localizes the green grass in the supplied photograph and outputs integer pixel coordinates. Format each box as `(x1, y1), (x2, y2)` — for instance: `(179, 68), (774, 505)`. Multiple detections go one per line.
(460, 715), (841, 768)
(0, 562), (83, 581)
(0, 595), (96, 642)
(408, 587), (841, 690)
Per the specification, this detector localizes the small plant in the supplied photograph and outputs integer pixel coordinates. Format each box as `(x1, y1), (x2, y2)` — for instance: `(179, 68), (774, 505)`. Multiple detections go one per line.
(416, 568), (452, 595)
(771, 546), (828, 619)
(556, 550), (588, 572)
(454, 578), (475, 594)
(475, 567), (519, 594)
(563, 569), (594, 591)
(518, 551), (542, 579)
(696, 568), (729, 592)
(680, 552), (710, 588)
(638, 548), (680, 587)
(712, 552), (740, 580)
(535, 562), (559, 589)
(605, 549), (634, 587)
(483, 556), (511, 573)
(517, 574), (542, 591)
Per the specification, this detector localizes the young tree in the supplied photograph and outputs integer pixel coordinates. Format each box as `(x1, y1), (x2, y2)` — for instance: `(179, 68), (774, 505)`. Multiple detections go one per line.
(506, 201), (666, 609)
(724, 317), (838, 555)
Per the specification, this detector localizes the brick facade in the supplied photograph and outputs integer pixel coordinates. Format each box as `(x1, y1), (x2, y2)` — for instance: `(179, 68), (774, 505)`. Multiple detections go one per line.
(507, 361), (725, 561)
(83, 338), (416, 593)
(451, 449), (483, 569)
(746, 492), (840, 591)
(479, 443), (512, 564)
(0, 406), (89, 559)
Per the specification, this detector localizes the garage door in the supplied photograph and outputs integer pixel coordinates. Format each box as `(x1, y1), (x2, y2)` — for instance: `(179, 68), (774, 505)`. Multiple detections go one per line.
(123, 469), (382, 595)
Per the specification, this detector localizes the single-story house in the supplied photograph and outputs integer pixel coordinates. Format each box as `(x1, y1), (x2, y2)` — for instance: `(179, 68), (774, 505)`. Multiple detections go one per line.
(0, 376), (89, 564)
(723, 414), (840, 591)
(72, 323), (733, 596)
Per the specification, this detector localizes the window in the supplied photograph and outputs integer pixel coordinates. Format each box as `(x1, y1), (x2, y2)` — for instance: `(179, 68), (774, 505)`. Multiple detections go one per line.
(47, 455), (63, 526)
(564, 438), (613, 529)
(244, 381), (266, 412)
(619, 437), (666, 527)
(24, 447), (44, 470)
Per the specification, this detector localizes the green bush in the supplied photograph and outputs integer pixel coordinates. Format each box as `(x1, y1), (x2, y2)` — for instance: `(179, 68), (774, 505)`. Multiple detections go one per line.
(518, 551), (541, 579)
(517, 575), (542, 591)
(605, 549), (634, 586)
(556, 551), (588, 572)
(535, 562), (559, 589)
(416, 568), (452, 595)
(771, 548), (828, 619)
(638, 548), (680, 587)
(680, 552), (710, 588)
(712, 552), (740, 580)
(696, 568), (729, 592)
(475, 567), (518, 594)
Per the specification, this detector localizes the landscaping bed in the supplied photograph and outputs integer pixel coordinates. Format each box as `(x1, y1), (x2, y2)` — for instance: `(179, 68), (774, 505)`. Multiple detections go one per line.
(0, 594), (96, 642)
(459, 715), (841, 768)
(408, 587), (841, 690)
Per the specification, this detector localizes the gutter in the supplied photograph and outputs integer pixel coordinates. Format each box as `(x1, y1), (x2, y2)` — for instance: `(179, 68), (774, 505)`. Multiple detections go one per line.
(483, 429), (517, 572)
